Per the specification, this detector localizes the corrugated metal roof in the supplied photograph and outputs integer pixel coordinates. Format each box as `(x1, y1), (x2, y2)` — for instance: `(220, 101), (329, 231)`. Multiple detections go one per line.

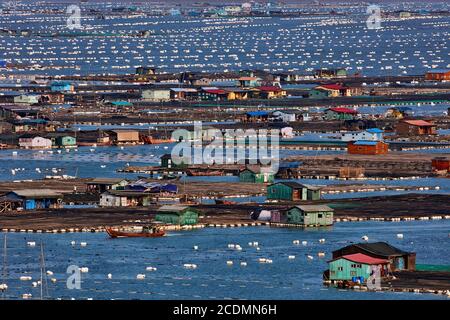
(403, 120), (435, 127)
(353, 242), (409, 257)
(10, 189), (63, 198)
(333, 253), (389, 265)
(157, 205), (192, 212)
(293, 205), (333, 212)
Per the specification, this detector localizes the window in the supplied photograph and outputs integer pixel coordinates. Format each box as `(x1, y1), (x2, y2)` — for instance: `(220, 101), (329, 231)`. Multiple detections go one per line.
(337, 267), (343, 271)
(318, 214), (323, 218)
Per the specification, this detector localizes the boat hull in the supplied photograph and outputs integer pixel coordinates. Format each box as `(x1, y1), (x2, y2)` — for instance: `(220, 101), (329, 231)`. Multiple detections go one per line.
(105, 227), (165, 238)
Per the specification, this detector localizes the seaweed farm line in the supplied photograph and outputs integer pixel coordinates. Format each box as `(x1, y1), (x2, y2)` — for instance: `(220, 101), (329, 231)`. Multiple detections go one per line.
(0, 220), (449, 300)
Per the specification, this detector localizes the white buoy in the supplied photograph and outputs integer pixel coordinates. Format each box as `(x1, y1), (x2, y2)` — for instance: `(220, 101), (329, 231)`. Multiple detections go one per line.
(70, 241), (76, 246)
(136, 274), (146, 280)
(107, 274), (112, 279)
(80, 242), (87, 247)
(46, 270), (53, 276)
(20, 276), (32, 281)
(318, 252), (325, 258)
(51, 278), (57, 283)
(307, 255), (314, 260)
(362, 235), (369, 241)
(288, 255), (296, 260)
(0, 284), (8, 291)
(319, 238), (326, 244)
(183, 264), (197, 269)
(80, 267), (89, 273)
(397, 234), (404, 239)
(146, 267), (157, 271)
(22, 293), (32, 299)
(240, 262), (247, 267)
(226, 260), (233, 266)
(27, 241), (36, 247)
(302, 241), (308, 246)
(32, 282), (38, 287)
(292, 240), (300, 245)
(193, 245), (198, 250)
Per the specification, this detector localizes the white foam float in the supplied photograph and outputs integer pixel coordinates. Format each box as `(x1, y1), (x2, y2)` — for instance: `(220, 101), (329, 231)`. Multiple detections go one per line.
(22, 293), (32, 299)
(361, 235), (369, 241)
(193, 245), (198, 250)
(80, 242), (87, 247)
(80, 267), (89, 273)
(70, 241), (76, 246)
(27, 241), (36, 247)
(302, 241), (308, 246)
(240, 262), (247, 267)
(319, 239), (326, 244)
(318, 252), (325, 258)
(397, 234), (404, 239)
(46, 270), (53, 276)
(288, 255), (296, 260)
(136, 274), (146, 280)
(20, 276), (32, 281)
(183, 264), (197, 269)
(226, 260), (233, 266)
(146, 267), (157, 271)
(307, 255), (314, 260)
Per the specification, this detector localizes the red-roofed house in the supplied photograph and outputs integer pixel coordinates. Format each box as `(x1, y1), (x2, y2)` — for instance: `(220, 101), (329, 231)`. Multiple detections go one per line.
(396, 119), (437, 136)
(255, 86), (287, 99)
(325, 107), (359, 120)
(425, 69), (450, 81)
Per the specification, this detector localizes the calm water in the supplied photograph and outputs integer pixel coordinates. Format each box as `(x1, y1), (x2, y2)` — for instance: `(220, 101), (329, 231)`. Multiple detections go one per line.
(0, 3), (449, 76)
(1, 220), (449, 300)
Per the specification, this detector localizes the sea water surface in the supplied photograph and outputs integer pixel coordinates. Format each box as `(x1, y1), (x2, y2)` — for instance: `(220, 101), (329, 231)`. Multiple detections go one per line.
(1, 220), (449, 300)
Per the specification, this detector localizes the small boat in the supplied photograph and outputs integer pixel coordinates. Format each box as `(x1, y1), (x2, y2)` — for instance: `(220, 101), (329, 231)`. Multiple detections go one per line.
(105, 226), (165, 238)
(185, 169), (223, 176)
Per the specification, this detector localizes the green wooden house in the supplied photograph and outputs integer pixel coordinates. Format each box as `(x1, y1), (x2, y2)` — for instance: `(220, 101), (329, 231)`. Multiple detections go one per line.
(328, 253), (389, 282)
(154, 205), (199, 225)
(239, 166), (274, 183)
(160, 154), (187, 169)
(267, 182), (322, 201)
(285, 205), (334, 226)
(54, 135), (77, 148)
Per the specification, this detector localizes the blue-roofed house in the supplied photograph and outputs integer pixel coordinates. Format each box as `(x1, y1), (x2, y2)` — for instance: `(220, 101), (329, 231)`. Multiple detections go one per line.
(342, 128), (384, 142)
(51, 82), (74, 93)
(245, 110), (269, 122)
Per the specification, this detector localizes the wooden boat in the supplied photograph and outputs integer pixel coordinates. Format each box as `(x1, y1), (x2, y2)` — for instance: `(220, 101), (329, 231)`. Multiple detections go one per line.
(185, 169), (224, 176)
(105, 227), (165, 238)
(140, 135), (174, 144)
(215, 199), (237, 205)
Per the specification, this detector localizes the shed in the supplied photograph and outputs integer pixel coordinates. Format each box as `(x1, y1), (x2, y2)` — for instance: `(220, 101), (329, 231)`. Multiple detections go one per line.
(396, 120), (437, 136)
(267, 182), (321, 201)
(18, 135), (52, 149)
(328, 253), (389, 282)
(325, 107), (359, 121)
(432, 157), (450, 172)
(108, 130), (140, 144)
(54, 135), (77, 148)
(160, 153), (187, 169)
(347, 140), (389, 155)
(285, 205), (334, 226)
(5, 189), (63, 210)
(245, 111), (269, 122)
(86, 178), (129, 193)
(425, 69), (450, 81)
(239, 166), (274, 183)
(154, 205), (199, 225)
(142, 88), (171, 102)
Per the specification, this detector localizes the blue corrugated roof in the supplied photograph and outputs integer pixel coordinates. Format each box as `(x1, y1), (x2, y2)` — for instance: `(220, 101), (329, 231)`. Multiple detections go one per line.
(353, 141), (379, 146)
(247, 111), (269, 117)
(366, 128), (384, 133)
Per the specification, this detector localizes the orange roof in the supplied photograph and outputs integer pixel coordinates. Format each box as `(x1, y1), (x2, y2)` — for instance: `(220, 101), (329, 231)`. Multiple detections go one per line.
(403, 120), (435, 127)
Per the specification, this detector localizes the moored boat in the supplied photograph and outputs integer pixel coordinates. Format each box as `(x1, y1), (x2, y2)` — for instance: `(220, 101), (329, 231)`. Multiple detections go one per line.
(105, 226), (165, 238)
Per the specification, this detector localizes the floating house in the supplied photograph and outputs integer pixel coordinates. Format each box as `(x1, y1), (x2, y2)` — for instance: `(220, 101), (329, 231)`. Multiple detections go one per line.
(238, 77), (262, 87)
(13, 94), (40, 105)
(18, 134), (52, 149)
(54, 135), (77, 148)
(5, 189), (63, 210)
(315, 68), (347, 78)
(256, 86), (287, 99)
(142, 88), (171, 102)
(432, 157), (450, 173)
(136, 67), (157, 76)
(108, 130), (140, 145)
(285, 205), (334, 227)
(239, 166), (274, 183)
(86, 178), (129, 193)
(267, 182), (321, 201)
(309, 88), (333, 99)
(154, 205), (199, 225)
(324, 107), (359, 120)
(341, 128), (384, 142)
(272, 111), (296, 123)
(245, 111), (269, 122)
(160, 153), (188, 169)
(328, 253), (390, 282)
(170, 88), (198, 101)
(50, 81), (74, 93)
(99, 190), (155, 207)
(396, 120), (437, 136)
(347, 140), (389, 155)
(331, 242), (416, 271)
(425, 69), (450, 81)
(314, 84), (351, 97)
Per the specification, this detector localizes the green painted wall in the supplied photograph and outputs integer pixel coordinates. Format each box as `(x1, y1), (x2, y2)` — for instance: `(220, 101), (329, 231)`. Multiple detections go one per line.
(56, 136), (76, 147)
(329, 259), (372, 281)
(155, 209), (199, 225)
(267, 183), (293, 200)
(239, 170), (274, 183)
(286, 207), (333, 226)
